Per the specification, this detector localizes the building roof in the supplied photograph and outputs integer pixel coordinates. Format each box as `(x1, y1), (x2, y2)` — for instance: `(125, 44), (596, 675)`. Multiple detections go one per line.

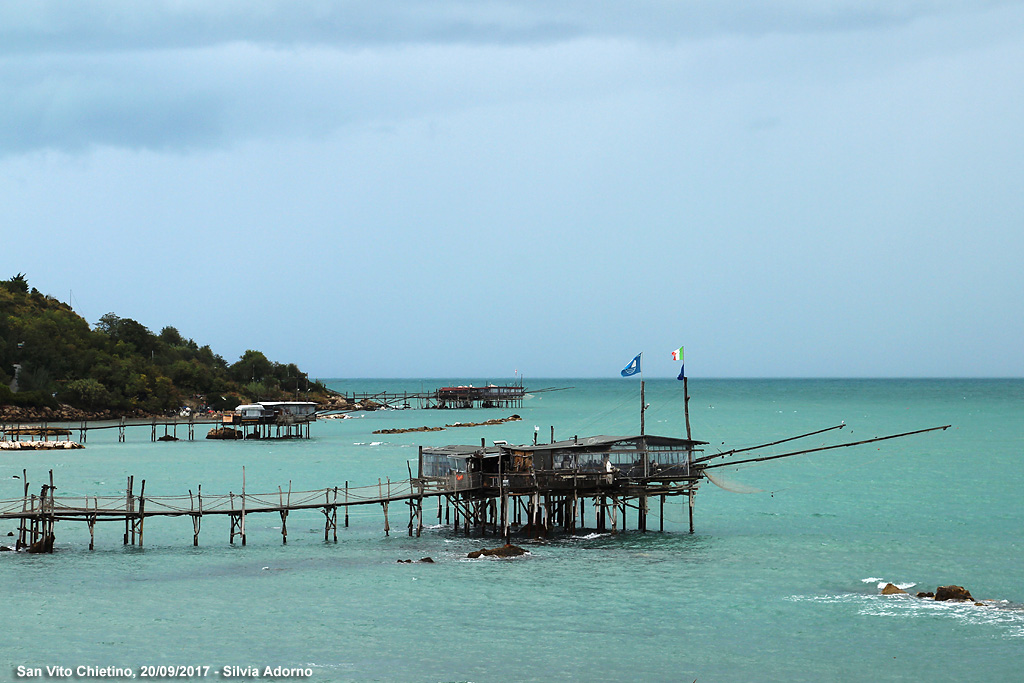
(502, 434), (708, 452)
(422, 444), (501, 460)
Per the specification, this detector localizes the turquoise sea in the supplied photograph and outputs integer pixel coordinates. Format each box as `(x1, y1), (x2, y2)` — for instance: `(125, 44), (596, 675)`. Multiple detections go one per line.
(1, 378), (1022, 682)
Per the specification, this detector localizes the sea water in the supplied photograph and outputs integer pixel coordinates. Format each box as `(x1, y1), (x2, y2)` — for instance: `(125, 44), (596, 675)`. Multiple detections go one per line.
(1, 379), (1022, 682)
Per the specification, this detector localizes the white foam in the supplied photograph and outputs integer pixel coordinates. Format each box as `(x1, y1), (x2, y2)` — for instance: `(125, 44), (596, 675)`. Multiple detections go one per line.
(873, 580), (917, 591)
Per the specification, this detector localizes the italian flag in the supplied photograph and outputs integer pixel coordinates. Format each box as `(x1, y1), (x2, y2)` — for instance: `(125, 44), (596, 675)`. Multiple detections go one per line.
(671, 346), (684, 361)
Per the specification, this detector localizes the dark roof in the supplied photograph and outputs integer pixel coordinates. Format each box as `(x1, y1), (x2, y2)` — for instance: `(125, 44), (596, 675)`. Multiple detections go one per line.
(422, 445), (501, 460)
(502, 434), (707, 453)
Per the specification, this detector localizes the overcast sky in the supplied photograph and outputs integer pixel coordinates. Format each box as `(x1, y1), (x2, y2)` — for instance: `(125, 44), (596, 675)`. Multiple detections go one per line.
(3, 1), (1022, 378)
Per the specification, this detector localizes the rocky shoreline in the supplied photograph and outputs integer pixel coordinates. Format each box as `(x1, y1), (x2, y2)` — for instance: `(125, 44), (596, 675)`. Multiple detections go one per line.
(0, 404), (155, 423)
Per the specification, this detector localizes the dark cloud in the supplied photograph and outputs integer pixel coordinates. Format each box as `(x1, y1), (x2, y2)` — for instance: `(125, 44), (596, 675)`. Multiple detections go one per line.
(0, 1), (1020, 155)
(0, 0), (1013, 54)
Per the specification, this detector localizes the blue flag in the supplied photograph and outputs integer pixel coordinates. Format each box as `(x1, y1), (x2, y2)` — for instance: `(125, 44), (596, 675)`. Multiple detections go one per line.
(621, 353), (642, 377)
(677, 364), (685, 380)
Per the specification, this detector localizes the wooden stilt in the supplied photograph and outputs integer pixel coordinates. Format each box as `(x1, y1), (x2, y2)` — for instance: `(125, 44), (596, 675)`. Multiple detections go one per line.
(138, 479), (146, 547)
(125, 476), (133, 545)
(190, 487), (202, 546)
(688, 488), (694, 534)
(279, 485), (288, 545)
(88, 497), (96, 550)
(229, 493), (237, 544)
(240, 467), (246, 546)
(332, 487), (338, 542)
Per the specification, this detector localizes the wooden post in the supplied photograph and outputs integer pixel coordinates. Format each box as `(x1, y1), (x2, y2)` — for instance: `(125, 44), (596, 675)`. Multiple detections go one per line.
(88, 497), (97, 550)
(501, 489), (510, 544)
(279, 485), (288, 545)
(543, 495), (551, 537)
(138, 479), (146, 547)
(660, 494), (665, 532)
(190, 487), (202, 546)
(125, 476), (133, 545)
(641, 380), (645, 436)
(18, 470), (27, 550)
(324, 489), (337, 542)
(688, 488), (694, 534)
(416, 491), (423, 538)
(344, 481), (349, 527)
(241, 467), (246, 546)
(407, 462), (415, 537)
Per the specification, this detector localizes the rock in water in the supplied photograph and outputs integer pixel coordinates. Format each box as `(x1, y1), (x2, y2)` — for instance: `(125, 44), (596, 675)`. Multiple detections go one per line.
(935, 585), (974, 601)
(881, 583), (906, 595)
(467, 544), (528, 559)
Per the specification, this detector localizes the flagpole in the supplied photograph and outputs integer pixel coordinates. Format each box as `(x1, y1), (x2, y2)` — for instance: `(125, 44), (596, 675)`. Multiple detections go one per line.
(640, 379), (645, 436)
(639, 352), (645, 436)
(683, 375), (691, 441)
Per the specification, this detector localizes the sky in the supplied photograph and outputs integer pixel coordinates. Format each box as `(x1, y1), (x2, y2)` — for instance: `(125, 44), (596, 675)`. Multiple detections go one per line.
(2, 1), (1023, 379)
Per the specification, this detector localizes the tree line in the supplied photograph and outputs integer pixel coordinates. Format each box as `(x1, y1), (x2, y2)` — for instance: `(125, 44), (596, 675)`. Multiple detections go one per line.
(0, 274), (330, 414)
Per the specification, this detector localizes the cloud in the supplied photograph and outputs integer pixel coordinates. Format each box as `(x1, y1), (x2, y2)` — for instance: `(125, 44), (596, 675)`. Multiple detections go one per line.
(0, 1), (1013, 53)
(1, 1), (1019, 156)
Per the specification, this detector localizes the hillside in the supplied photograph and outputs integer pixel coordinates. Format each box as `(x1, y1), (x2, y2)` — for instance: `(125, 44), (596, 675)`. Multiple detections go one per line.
(0, 274), (332, 419)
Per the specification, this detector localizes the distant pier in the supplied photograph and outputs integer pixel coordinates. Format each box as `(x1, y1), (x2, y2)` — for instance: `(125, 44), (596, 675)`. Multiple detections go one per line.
(0, 401), (319, 445)
(344, 382), (569, 410)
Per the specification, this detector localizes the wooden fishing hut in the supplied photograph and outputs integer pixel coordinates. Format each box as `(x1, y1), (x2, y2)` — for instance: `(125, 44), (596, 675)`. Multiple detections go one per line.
(433, 383), (525, 409)
(218, 401), (317, 439)
(418, 432), (708, 538)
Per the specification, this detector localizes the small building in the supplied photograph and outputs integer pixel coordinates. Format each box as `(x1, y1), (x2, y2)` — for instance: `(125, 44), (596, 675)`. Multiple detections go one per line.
(258, 401), (318, 420)
(220, 401), (318, 439)
(419, 444), (501, 492)
(419, 434), (706, 495)
(434, 384), (525, 409)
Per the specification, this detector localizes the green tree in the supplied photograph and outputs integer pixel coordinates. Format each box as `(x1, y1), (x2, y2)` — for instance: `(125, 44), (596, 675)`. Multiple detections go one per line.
(229, 350), (274, 383)
(63, 378), (110, 408)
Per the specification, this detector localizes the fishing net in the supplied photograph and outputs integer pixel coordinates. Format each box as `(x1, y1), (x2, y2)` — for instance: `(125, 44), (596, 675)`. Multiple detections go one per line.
(704, 469), (765, 494)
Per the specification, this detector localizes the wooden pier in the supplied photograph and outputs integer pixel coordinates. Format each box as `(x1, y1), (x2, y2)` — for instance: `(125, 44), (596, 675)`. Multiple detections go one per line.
(1, 408), (316, 446)
(343, 381), (566, 410)
(0, 421), (949, 552)
(1, 433), (706, 552)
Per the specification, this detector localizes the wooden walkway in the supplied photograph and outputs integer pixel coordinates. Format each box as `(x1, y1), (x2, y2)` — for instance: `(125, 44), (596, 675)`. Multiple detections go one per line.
(0, 469), (444, 550)
(1, 466), (693, 552)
